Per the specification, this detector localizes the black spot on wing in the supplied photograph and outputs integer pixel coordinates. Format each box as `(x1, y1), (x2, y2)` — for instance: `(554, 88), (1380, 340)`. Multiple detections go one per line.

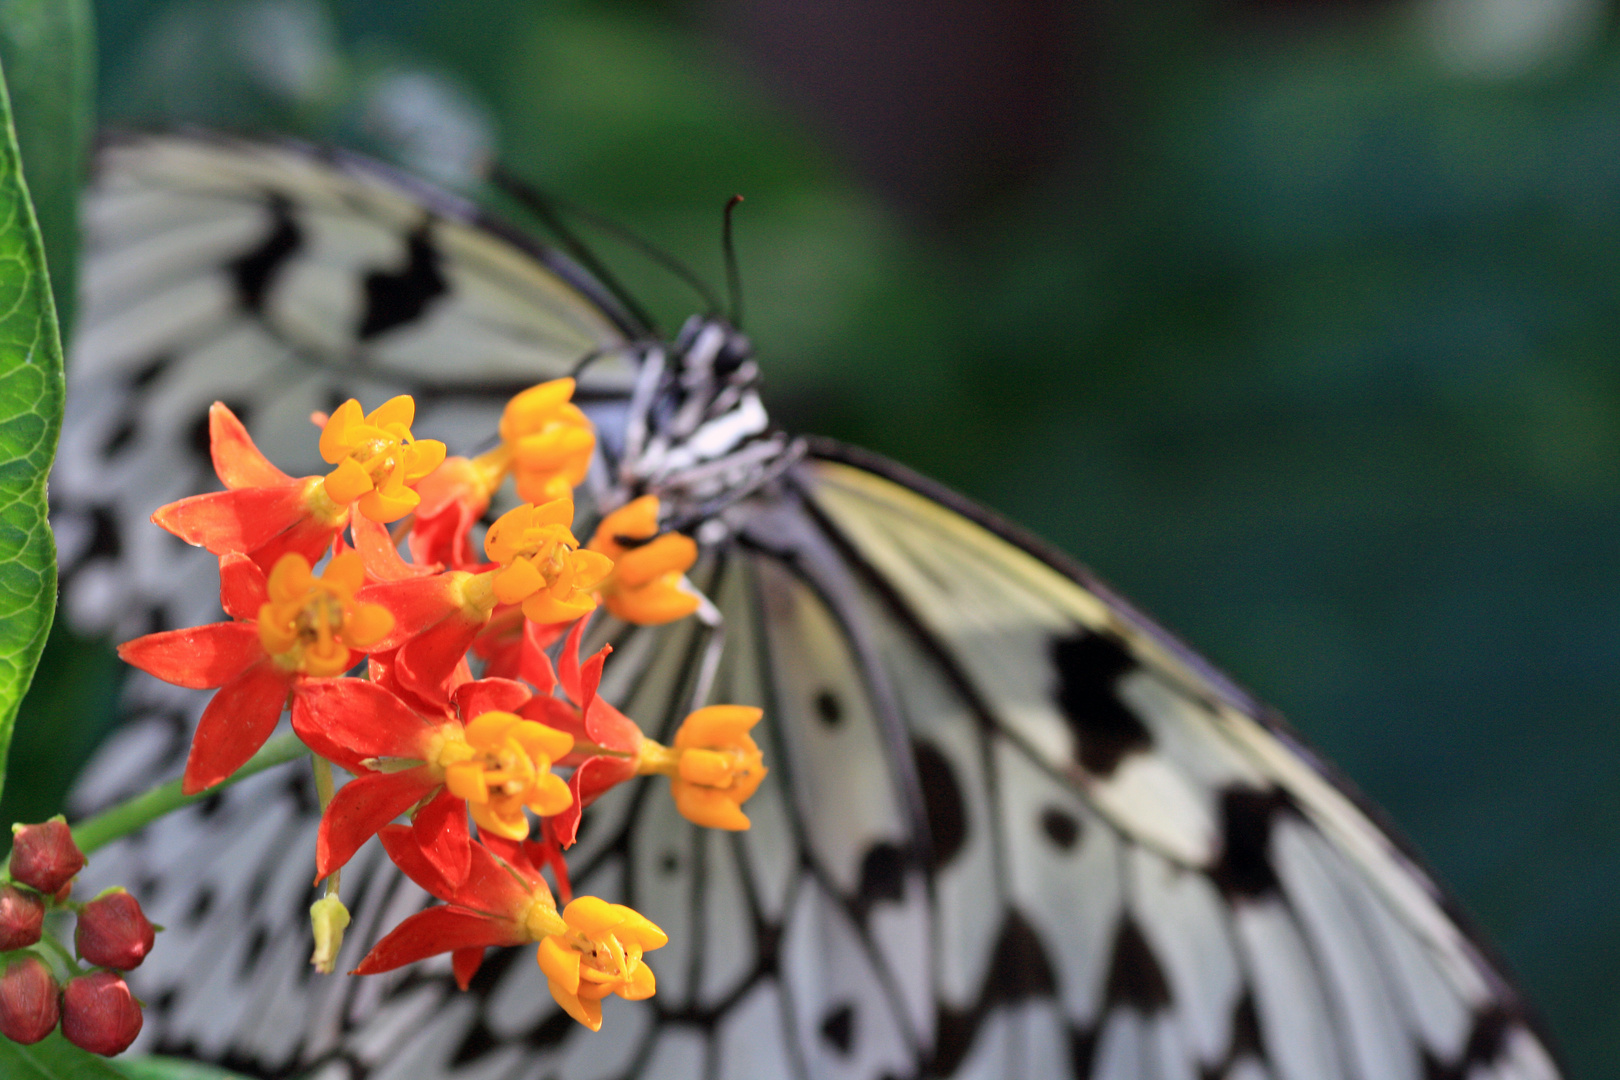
(1104, 917), (1171, 1013)
(1202, 993), (1265, 1078)
(86, 507), (122, 560)
(1051, 632), (1151, 775)
(230, 195), (301, 313)
(913, 740), (966, 869)
(1210, 787), (1292, 899)
(1070, 1026), (1098, 1080)
(930, 912), (1058, 1075)
(1040, 806), (1081, 850)
(814, 689), (842, 727)
(100, 417), (137, 460)
(820, 1003), (856, 1055)
(855, 842), (907, 910)
(358, 224), (447, 340)
(1229, 993), (1263, 1062)
(528, 1010), (576, 1049)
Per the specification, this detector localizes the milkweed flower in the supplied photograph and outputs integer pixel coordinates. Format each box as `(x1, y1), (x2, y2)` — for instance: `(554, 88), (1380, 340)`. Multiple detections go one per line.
(356, 828), (665, 1031)
(485, 498), (614, 625)
(534, 621), (767, 839)
(499, 378), (596, 504)
(318, 397), (447, 522)
(640, 706), (767, 830)
(293, 676), (572, 886)
(588, 496), (700, 625)
(152, 403), (350, 573)
(119, 551), (396, 793)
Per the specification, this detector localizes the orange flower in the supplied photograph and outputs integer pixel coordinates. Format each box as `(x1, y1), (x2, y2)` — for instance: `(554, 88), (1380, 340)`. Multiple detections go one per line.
(257, 552), (394, 676)
(645, 706), (767, 831)
(536, 897), (667, 1031)
(118, 552), (399, 794)
(588, 496), (699, 626)
(357, 830), (665, 1032)
(484, 499), (614, 625)
(319, 397), (447, 523)
(499, 378), (595, 504)
(436, 710), (574, 838)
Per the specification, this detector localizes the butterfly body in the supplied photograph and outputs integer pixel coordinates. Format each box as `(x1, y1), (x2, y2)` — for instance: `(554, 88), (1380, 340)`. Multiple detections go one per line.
(55, 132), (1562, 1080)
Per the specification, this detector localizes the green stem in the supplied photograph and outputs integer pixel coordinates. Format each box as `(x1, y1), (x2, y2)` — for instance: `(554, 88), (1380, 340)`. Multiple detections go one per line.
(71, 733), (310, 855)
(311, 756), (341, 898)
(34, 929), (81, 977)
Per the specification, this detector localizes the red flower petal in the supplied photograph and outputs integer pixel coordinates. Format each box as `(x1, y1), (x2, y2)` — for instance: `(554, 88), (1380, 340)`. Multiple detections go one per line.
(411, 497), (487, 573)
(535, 824), (573, 904)
(557, 616), (588, 705)
(182, 660), (294, 794)
(456, 836), (537, 913)
(451, 947), (485, 991)
(379, 827), (531, 915)
(118, 622), (263, 689)
(247, 513), (345, 575)
(378, 824), (452, 898)
(411, 788), (471, 890)
(351, 907), (527, 976)
(292, 678), (434, 765)
(397, 611), (485, 705)
(352, 514), (440, 583)
(452, 678), (531, 722)
(152, 484), (311, 556)
(519, 694), (586, 742)
(521, 619), (562, 693)
(209, 402), (292, 488)
(552, 755), (637, 848)
(316, 768), (436, 879)
(218, 554), (268, 622)
(359, 576), (458, 653)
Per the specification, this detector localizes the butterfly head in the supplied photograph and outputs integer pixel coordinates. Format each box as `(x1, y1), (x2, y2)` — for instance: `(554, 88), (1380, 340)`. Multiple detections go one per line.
(609, 315), (800, 527)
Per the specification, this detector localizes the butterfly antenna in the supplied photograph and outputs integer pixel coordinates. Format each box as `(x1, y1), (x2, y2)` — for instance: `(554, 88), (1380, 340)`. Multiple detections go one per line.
(491, 164), (726, 325)
(723, 194), (745, 330)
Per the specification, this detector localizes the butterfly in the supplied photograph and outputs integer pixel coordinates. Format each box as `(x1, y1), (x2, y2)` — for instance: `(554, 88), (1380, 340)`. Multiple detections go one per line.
(51, 130), (1563, 1080)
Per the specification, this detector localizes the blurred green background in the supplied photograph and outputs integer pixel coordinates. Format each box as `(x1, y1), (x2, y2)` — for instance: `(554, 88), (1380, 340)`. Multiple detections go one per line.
(7, 0), (1620, 1073)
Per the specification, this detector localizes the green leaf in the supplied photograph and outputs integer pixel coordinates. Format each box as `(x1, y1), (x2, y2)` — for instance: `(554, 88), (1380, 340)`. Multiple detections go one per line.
(0, 46), (64, 811)
(0, 0), (94, 351)
(111, 1056), (255, 1080)
(0, 1030), (129, 1080)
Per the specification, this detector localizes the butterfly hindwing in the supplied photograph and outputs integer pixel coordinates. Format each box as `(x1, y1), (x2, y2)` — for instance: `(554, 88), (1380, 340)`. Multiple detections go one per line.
(790, 446), (1560, 1080)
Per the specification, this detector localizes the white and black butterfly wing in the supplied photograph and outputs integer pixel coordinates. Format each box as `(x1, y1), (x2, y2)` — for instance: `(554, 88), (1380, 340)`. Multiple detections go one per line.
(754, 445), (1562, 1080)
(57, 133), (1563, 1080)
(55, 131), (641, 640)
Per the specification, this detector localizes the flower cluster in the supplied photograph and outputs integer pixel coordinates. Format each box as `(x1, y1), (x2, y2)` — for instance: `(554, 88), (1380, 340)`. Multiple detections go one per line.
(0, 820), (154, 1055)
(115, 382), (766, 1034)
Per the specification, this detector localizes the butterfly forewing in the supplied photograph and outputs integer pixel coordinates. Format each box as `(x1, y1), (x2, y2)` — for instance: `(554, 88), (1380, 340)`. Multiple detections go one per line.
(58, 132), (639, 640)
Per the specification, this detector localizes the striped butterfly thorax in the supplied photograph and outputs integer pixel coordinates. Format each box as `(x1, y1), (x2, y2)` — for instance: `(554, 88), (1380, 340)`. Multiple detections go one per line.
(56, 131), (1563, 1080)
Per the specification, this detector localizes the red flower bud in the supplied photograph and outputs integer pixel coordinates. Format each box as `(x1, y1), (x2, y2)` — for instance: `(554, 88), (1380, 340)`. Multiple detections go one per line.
(0, 884), (44, 950)
(61, 971), (142, 1056)
(9, 819), (85, 894)
(75, 890), (155, 971)
(0, 956), (60, 1045)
